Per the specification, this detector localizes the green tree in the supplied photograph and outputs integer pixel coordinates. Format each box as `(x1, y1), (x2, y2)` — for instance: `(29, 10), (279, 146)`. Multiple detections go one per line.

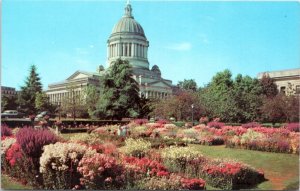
(35, 92), (56, 113)
(95, 59), (140, 120)
(1, 96), (18, 112)
(18, 65), (43, 114)
(152, 91), (202, 121)
(61, 84), (87, 121)
(232, 74), (262, 122)
(259, 73), (278, 98)
(260, 94), (286, 124)
(199, 69), (237, 122)
(138, 95), (152, 118)
(84, 85), (100, 118)
(261, 94), (299, 123)
(177, 79), (198, 92)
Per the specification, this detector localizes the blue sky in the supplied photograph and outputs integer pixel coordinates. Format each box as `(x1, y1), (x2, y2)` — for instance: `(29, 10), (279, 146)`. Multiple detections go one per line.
(2, 0), (300, 90)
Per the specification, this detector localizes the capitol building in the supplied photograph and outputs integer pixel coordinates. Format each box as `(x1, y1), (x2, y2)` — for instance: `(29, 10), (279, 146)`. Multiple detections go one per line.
(46, 2), (173, 105)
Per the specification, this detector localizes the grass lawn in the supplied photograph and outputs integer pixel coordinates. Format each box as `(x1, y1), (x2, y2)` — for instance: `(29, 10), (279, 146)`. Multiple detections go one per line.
(1, 174), (32, 190)
(189, 144), (299, 190)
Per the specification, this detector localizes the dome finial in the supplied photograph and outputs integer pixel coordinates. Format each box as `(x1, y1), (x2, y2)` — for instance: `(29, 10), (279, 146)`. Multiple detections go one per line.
(124, 0), (133, 18)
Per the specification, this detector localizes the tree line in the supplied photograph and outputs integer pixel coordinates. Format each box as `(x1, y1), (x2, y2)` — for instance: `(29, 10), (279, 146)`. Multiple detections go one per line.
(2, 62), (298, 124)
(154, 69), (299, 123)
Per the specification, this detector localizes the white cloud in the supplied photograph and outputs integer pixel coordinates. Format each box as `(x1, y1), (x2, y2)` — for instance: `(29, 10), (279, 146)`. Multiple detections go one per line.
(166, 42), (192, 51)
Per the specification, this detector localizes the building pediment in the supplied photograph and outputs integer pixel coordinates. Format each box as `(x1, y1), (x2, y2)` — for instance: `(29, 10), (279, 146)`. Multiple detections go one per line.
(147, 80), (172, 88)
(66, 71), (91, 81)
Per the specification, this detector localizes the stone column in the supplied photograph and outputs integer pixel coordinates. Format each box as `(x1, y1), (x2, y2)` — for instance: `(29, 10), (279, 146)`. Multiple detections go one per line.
(139, 75), (142, 85)
(111, 44), (114, 57)
(131, 43), (134, 57)
(122, 43), (125, 56)
(127, 43), (130, 57)
(145, 47), (148, 58)
(141, 45), (143, 58)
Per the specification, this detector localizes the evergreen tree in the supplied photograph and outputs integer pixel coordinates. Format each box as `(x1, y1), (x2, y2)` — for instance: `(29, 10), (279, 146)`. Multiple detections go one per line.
(18, 65), (43, 114)
(95, 59), (140, 120)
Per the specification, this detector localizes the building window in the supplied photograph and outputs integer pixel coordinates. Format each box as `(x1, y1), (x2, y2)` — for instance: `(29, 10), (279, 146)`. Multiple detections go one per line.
(296, 85), (300, 94)
(280, 86), (286, 94)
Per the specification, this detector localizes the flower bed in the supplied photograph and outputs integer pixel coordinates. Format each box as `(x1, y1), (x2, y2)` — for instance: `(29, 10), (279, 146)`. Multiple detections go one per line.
(161, 146), (265, 190)
(1, 123), (271, 190)
(226, 128), (299, 154)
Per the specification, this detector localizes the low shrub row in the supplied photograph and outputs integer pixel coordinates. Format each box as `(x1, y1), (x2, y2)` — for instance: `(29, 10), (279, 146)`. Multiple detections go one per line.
(226, 128), (299, 154)
(160, 146), (265, 190)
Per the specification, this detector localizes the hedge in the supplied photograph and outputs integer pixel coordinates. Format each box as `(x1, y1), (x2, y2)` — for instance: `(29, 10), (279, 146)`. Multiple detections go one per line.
(1, 119), (128, 129)
(1, 119), (33, 128)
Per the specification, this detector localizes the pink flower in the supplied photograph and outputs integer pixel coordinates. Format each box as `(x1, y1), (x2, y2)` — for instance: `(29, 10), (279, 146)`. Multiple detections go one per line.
(105, 177), (112, 183)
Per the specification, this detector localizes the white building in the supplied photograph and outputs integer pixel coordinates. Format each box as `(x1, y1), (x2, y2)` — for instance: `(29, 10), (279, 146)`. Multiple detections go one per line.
(257, 68), (300, 95)
(46, 2), (173, 104)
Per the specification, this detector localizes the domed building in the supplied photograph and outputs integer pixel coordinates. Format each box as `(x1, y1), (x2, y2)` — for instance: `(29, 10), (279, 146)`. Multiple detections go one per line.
(107, 2), (173, 99)
(46, 2), (172, 105)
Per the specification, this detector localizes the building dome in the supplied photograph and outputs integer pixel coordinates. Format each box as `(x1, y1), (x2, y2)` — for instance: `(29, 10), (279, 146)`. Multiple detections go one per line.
(112, 18), (145, 37)
(107, 2), (149, 70)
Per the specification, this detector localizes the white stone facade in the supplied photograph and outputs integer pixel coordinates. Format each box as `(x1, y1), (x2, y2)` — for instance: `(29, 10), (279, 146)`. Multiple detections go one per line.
(257, 68), (300, 95)
(46, 2), (173, 104)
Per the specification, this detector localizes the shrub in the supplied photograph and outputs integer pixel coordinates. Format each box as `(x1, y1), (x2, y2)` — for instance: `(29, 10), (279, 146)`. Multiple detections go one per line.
(181, 177), (206, 190)
(285, 123), (300, 132)
(1, 137), (16, 171)
(121, 138), (151, 158)
(242, 122), (261, 129)
(1, 125), (12, 137)
(130, 125), (148, 137)
(6, 142), (23, 167)
(122, 156), (171, 189)
(40, 142), (96, 189)
(136, 173), (205, 190)
(290, 132), (300, 154)
(133, 119), (148, 126)
(12, 128), (20, 135)
(16, 127), (59, 159)
(69, 133), (100, 144)
(136, 176), (182, 190)
(181, 128), (200, 140)
(90, 142), (118, 156)
(5, 142), (25, 179)
(207, 121), (225, 129)
(240, 129), (264, 146)
(1, 137), (16, 156)
(161, 146), (204, 173)
(199, 116), (209, 124)
(201, 159), (265, 190)
(123, 156), (168, 177)
(77, 153), (125, 189)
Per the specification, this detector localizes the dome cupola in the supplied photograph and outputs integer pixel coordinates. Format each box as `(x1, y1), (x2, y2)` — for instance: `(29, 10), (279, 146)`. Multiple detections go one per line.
(151, 65), (161, 77)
